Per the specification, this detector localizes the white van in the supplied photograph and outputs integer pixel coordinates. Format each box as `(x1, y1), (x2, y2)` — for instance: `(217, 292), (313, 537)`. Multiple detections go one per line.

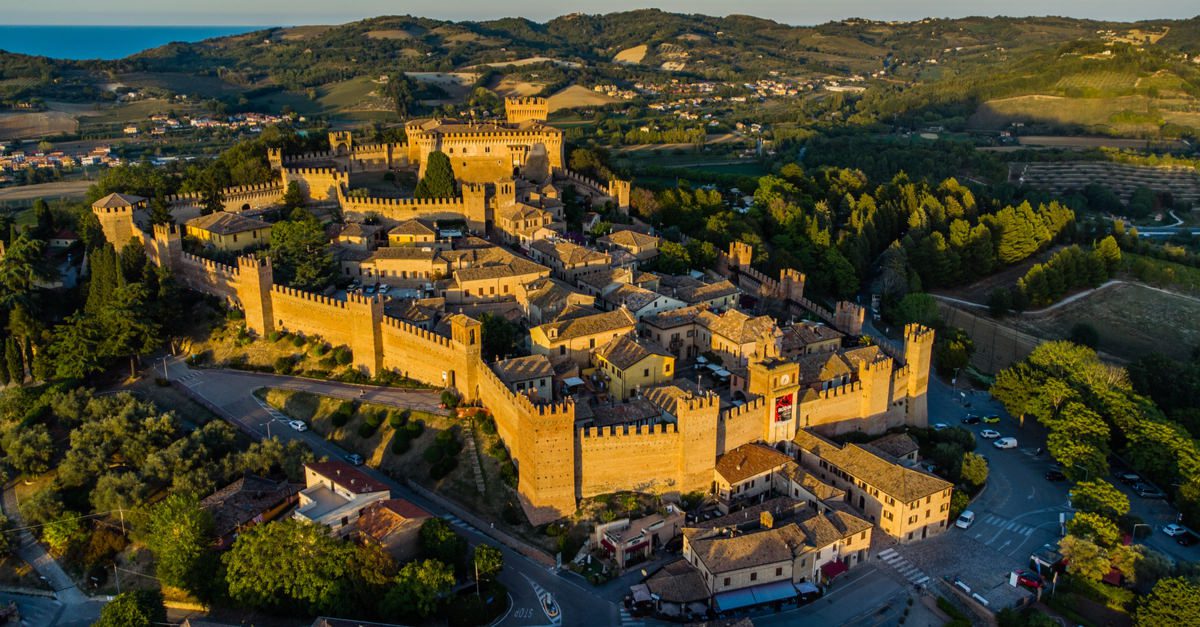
(955, 510), (976, 529)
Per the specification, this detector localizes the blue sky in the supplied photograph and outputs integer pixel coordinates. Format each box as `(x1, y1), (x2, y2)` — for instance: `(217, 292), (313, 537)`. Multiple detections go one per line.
(7, 0), (1198, 25)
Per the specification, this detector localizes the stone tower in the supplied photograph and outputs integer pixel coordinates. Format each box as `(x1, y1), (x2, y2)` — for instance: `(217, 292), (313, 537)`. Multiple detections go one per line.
(834, 301), (865, 336)
(347, 292), (385, 376)
(267, 147), (283, 171)
(780, 269), (805, 303)
(607, 179), (631, 213)
(147, 223), (182, 270)
(329, 130), (353, 154)
(517, 400), (577, 521)
(448, 314), (483, 398)
(903, 324), (936, 424)
(729, 241), (753, 270)
(505, 97), (549, 124)
(460, 183), (489, 234)
(676, 392), (719, 491)
(91, 193), (145, 250)
(235, 256), (275, 338)
(747, 357), (802, 443)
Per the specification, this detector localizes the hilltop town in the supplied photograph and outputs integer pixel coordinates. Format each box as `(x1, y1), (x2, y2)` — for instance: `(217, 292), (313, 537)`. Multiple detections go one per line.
(1, 10), (1200, 627)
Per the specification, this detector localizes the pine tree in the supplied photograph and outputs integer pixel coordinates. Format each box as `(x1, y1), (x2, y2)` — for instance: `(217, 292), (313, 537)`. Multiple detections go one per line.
(85, 245), (119, 314)
(415, 151), (456, 199)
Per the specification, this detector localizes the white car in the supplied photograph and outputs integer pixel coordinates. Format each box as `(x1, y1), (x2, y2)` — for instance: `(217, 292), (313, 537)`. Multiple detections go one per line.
(980, 429), (1001, 439)
(932, 423), (950, 431)
(288, 420), (308, 432)
(1163, 524), (1187, 537)
(955, 510), (976, 529)
(993, 437), (1018, 449)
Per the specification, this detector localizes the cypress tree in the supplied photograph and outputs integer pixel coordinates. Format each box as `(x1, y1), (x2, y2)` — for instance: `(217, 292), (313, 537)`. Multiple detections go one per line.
(415, 151), (456, 199)
(6, 337), (24, 385)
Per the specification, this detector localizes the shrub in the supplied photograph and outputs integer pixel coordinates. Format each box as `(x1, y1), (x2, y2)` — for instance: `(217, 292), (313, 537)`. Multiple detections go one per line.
(310, 343), (329, 357)
(389, 410), (410, 429)
(273, 356), (295, 374)
(441, 389), (460, 409)
(318, 356), (336, 369)
(364, 409), (384, 428)
(392, 435), (412, 455)
(500, 460), (517, 488)
(267, 331), (281, 342)
(331, 402), (354, 428)
(358, 422), (379, 438)
(333, 347), (353, 365)
(407, 419), (425, 438)
(479, 414), (497, 435)
(291, 334), (306, 347)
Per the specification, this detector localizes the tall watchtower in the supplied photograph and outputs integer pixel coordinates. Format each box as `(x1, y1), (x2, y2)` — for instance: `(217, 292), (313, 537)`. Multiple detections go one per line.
(328, 131), (353, 155)
(91, 193), (146, 250)
(505, 97), (549, 124)
(235, 256), (275, 338)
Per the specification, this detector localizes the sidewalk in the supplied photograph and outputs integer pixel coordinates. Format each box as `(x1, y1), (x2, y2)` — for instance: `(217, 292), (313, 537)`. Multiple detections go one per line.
(0, 483), (88, 606)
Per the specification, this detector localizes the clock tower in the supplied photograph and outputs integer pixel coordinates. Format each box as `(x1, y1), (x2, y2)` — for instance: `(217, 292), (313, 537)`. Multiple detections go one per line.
(747, 357), (802, 443)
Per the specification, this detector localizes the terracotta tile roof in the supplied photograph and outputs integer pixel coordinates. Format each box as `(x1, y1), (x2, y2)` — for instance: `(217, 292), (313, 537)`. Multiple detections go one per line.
(186, 212), (270, 236)
(642, 382), (703, 416)
(492, 354), (555, 384)
(601, 283), (671, 312)
(642, 304), (707, 330)
(793, 505), (872, 549)
(599, 229), (660, 250)
(862, 433), (920, 461)
(659, 275), (738, 305)
(305, 461), (390, 495)
(594, 334), (672, 371)
(784, 463), (845, 501)
(354, 498), (431, 544)
(577, 267), (634, 291)
(339, 222), (383, 238)
(699, 309), (779, 345)
(367, 247), (440, 261)
(795, 352), (852, 384)
(92, 192), (145, 208)
(781, 323), (843, 351)
(792, 430), (952, 503)
(530, 239), (610, 267)
(645, 559), (710, 603)
(532, 308), (635, 343)
(715, 443), (793, 484)
(686, 523), (807, 573)
(590, 399), (663, 428)
(200, 475), (300, 538)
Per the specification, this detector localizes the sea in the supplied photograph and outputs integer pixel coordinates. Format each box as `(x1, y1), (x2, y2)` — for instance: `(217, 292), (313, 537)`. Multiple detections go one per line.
(0, 26), (268, 60)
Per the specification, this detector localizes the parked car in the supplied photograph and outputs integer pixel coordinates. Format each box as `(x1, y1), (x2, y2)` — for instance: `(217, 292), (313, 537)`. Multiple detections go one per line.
(1134, 483), (1166, 499)
(961, 415), (981, 425)
(288, 420), (308, 432)
(344, 453), (364, 466)
(364, 285), (377, 296)
(955, 510), (976, 529)
(1116, 471), (1142, 485)
(982, 415), (1001, 424)
(1163, 524), (1188, 537)
(980, 429), (1001, 439)
(1015, 570), (1045, 590)
(379, 284), (391, 294)
(1178, 532), (1199, 547)
(993, 437), (1018, 449)
(932, 423), (950, 431)
(1044, 470), (1067, 482)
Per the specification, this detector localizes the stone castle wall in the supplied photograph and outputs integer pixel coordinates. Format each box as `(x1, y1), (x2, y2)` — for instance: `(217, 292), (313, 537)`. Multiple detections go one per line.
(93, 203), (933, 525)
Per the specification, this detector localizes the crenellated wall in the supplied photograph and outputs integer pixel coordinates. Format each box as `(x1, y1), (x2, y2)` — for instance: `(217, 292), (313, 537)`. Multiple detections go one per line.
(576, 424), (683, 497)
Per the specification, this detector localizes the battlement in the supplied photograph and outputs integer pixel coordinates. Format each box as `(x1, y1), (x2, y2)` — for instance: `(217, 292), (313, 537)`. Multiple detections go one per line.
(339, 187), (466, 208)
(505, 97), (549, 124)
(381, 315), (455, 349)
(904, 323), (935, 344)
(579, 422), (678, 438)
(553, 168), (611, 196)
(93, 205), (133, 214)
(816, 380), (864, 400)
(283, 150), (340, 164)
(506, 96), (547, 106)
(720, 396), (768, 423)
(345, 292), (384, 307)
(283, 165), (345, 177)
(270, 284), (348, 310)
(181, 251), (238, 277)
(151, 222), (179, 239)
(678, 391), (720, 413)
(237, 255), (269, 270)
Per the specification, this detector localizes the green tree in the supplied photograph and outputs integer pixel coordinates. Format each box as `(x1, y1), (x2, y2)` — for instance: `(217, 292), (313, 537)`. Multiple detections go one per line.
(890, 292), (940, 327)
(42, 514), (85, 555)
(223, 519), (392, 616)
(1095, 235), (1121, 272)
(419, 517), (467, 572)
(1070, 480), (1129, 520)
(479, 312), (519, 361)
(139, 494), (216, 594)
(1066, 512), (1121, 547)
(94, 590), (167, 627)
(148, 194), (173, 226)
(1, 424), (52, 474)
(1058, 534), (1110, 581)
(473, 544), (503, 582)
(269, 209), (335, 291)
(414, 151), (456, 199)
(282, 181), (304, 209)
(654, 240), (691, 274)
(380, 558), (455, 620)
(100, 283), (161, 377)
(4, 337), (24, 385)
(960, 452), (989, 489)
(1136, 577), (1200, 627)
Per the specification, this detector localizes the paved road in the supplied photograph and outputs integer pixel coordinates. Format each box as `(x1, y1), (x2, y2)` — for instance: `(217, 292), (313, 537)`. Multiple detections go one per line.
(168, 358), (613, 627)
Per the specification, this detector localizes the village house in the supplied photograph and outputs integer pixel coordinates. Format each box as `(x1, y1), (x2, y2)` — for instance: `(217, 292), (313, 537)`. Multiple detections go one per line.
(347, 498), (432, 562)
(336, 222), (386, 251)
(790, 430), (953, 543)
(294, 461), (391, 534)
(514, 277), (595, 325)
(599, 283), (685, 320)
(592, 334), (675, 401)
(595, 505), (686, 569)
(387, 219), (439, 247)
(185, 212), (272, 253)
(780, 322), (844, 357)
(596, 229), (661, 263)
(530, 307), (638, 368)
(200, 474), (301, 549)
(491, 354), (556, 401)
(493, 202), (556, 247)
(657, 275), (739, 310)
(529, 238), (612, 282)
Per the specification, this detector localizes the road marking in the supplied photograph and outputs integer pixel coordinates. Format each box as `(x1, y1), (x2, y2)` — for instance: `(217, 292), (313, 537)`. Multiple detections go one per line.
(998, 540), (1012, 551)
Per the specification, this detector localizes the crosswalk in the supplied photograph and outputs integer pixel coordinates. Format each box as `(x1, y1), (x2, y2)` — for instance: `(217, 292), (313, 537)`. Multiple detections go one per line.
(618, 607), (645, 627)
(877, 548), (930, 586)
(978, 513), (1037, 537)
(441, 513), (479, 534)
(175, 371), (203, 387)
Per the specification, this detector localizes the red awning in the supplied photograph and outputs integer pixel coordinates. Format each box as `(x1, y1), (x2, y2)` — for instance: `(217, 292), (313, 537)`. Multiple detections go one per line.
(821, 560), (849, 580)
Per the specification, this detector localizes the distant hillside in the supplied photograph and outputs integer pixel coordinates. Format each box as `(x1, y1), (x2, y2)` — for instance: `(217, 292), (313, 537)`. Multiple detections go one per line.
(1, 11), (1199, 137)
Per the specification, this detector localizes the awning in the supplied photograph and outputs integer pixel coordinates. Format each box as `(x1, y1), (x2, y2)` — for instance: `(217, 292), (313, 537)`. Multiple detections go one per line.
(563, 377), (586, 387)
(713, 580), (797, 612)
(821, 560), (849, 580)
(796, 582), (821, 595)
(630, 584), (652, 604)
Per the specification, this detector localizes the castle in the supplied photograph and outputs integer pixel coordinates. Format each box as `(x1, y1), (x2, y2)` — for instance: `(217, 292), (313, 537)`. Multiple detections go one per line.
(90, 98), (934, 526)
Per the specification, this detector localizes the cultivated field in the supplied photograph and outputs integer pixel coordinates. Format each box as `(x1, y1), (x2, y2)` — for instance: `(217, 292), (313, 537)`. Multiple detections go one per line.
(0, 111), (78, 140)
(0, 180), (92, 204)
(1010, 282), (1200, 362)
(492, 76), (545, 97)
(1015, 135), (1188, 150)
(546, 85), (618, 112)
(365, 29), (415, 40)
(614, 44), (648, 64)
(969, 95), (1172, 133)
